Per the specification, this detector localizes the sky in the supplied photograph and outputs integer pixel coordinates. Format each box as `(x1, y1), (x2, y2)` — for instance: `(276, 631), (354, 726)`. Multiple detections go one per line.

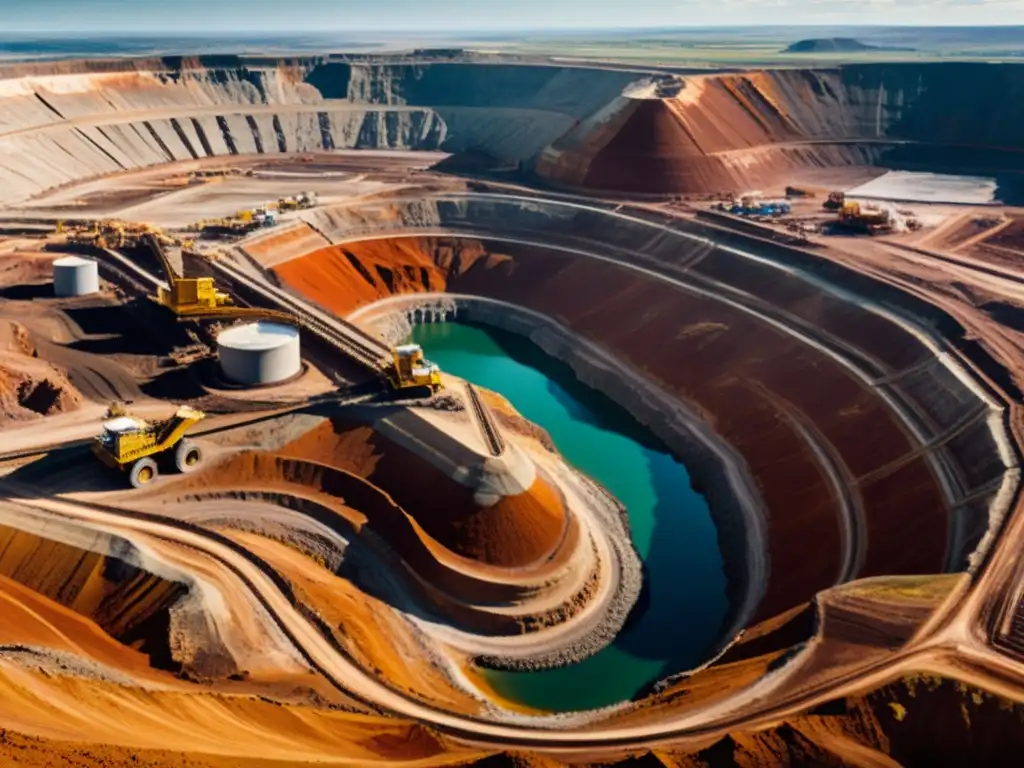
(0, 0), (1020, 33)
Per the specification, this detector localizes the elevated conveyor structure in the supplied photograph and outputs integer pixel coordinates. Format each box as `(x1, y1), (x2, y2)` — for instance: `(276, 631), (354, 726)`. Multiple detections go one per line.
(141, 232), (438, 392)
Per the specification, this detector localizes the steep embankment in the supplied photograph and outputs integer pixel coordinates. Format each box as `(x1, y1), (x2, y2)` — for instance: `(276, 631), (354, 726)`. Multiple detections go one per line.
(0, 57), (635, 205)
(535, 64), (1024, 196)
(273, 237), (489, 315)
(272, 225), (1011, 634)
(6, 57), (1023, 205)
(0, 521), (185, 670)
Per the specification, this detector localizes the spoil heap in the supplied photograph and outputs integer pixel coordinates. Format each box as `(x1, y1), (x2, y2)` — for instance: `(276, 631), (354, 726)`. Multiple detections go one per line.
(0, 320), (82, 422)
(536, 66), (1024, 196)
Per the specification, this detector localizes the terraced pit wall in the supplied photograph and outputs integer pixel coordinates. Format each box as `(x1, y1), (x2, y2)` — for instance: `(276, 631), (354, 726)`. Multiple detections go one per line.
(0, 57), (636, 206)
(274, 193), (1018, 634)
(3, 57), (1024, 205)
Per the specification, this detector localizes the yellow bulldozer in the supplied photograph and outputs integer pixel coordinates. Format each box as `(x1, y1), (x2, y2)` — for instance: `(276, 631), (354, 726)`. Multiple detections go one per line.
(389, 344), (442, 395)
(92, 402), (206, 488)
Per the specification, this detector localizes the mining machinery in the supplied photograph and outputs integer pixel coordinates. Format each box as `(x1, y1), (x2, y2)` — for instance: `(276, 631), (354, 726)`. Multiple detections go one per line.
(141, 233), (442, 395)
(837, 201), (893, 234)
(390, 344), (443, 395)
(146, 233), (295, 324)
(191, 208), (275, 237)
(92, 401), (206, 488)
(277, 191), (318, 211)
(823, 191), (846, 211)
(63, 219), (168, 250)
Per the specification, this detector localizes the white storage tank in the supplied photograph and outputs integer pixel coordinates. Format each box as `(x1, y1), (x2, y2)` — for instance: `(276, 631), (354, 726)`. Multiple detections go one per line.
(52, 256), (100, 297)
(217, 322), (300, 385)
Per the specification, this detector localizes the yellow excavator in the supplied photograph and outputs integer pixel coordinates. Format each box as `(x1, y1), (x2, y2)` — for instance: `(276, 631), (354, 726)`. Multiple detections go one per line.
(92, 401), (206, 488)
(147, 233), (256, 318)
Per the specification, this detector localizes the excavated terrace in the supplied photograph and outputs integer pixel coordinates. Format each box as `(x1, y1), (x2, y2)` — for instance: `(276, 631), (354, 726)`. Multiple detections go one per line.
(2, 57), (1023, 208)
(261, 191), (1019, 646)
(0, 53), (1022, 760)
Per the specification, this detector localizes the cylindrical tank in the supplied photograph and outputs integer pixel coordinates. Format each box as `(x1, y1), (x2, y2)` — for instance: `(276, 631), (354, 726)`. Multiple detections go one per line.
(52, 256), (100, 297)
(217, 322), (300, 385)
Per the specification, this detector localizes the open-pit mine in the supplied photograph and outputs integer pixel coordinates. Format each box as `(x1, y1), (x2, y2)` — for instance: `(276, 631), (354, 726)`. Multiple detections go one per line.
(3, 52), (1024, 766)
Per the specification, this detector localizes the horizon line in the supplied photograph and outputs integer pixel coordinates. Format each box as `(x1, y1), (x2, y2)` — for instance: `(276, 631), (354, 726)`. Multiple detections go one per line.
(6, 23), (1024, 36)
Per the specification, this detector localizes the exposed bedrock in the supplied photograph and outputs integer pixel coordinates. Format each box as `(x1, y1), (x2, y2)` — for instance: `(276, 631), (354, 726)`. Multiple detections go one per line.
(0, 57), (634, 206)
(265, 192), (1018, 636)
(3, 57), (1024, 205)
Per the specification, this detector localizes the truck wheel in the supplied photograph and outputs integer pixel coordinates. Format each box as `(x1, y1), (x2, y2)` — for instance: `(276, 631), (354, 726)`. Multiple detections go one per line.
(174, 440), (203, 473)
(129, 457), (159, 489)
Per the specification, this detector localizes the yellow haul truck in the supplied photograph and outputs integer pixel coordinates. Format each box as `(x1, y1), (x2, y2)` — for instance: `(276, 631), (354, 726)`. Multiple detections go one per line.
(92, 403), (206, 488)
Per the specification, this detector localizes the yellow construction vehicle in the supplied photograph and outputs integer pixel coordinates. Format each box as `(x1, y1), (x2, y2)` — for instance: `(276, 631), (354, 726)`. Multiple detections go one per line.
(389, 344), (442, 395)
(92, 403), (206, 488)
(143, 235), (442, 395)
(158, 276), (234, 314)
(838, 201), (892, 233)
(62, 219), (165, 250)
(145, 232), (233, 315)
(823, 190), (846, 211)
(278, 191), (317, 211)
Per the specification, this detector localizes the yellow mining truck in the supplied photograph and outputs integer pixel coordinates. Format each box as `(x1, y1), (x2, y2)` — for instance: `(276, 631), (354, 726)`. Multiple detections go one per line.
(92, 403), (206, 488)
(390, 344), (443, 395)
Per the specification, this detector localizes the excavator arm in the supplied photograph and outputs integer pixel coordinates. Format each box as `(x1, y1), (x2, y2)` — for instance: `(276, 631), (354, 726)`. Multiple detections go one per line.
(143, 232), (181, 284)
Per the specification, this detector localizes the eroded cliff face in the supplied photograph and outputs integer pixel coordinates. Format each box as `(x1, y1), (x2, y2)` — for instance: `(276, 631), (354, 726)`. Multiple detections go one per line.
(0, 58), (634, 205)
(4, 57), (1023, 206)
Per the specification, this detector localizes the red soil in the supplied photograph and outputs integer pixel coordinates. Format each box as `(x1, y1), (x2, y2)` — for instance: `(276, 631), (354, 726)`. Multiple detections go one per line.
(273, 237), (497, 316)
(535, 72), (887, 196)
(281, 419), (568, 569)
(0, 573), (164, 679)
(0, 522), (186, 671)
(163, 447), (571, 632)
(274, 235), (951, 622)
(274, 238), (451, 315)
(581, 100), (741, 196)
(240, 223), (331, 268)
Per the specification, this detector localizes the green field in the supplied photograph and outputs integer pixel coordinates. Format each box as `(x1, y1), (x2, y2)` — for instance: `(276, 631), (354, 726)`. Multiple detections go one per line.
(461, 26), (1024, 68)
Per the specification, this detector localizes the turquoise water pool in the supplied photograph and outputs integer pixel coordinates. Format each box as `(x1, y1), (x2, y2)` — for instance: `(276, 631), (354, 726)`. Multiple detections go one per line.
(409, 321), (728, 712)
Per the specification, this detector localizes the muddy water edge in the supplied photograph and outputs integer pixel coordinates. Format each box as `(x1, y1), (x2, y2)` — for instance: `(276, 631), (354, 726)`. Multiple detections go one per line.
(408, 321), (729, 712)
